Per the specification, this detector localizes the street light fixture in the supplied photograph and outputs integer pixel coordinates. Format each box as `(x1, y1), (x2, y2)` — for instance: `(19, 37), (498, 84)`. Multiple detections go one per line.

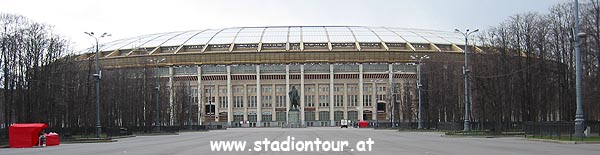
(84, 31), (111, 138)
(411, 55), (430, 129)
(455, 28), (478, 132)
(148, 58), (166, 131)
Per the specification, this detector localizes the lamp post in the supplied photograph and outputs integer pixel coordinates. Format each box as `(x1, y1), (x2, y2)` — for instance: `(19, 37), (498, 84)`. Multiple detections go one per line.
(203, 81), (215, 125)
(84, 32), (111, 138)
(209, 84), (214, 122)
(455, 28), (478, 132)
(389, 74), (395, 127)
(148, 58), (165, 130)
(411, 55), (430, 129)
(387, 70), (403, 128)
(370, 79), (383, 126)
(573, 0), (586, 138)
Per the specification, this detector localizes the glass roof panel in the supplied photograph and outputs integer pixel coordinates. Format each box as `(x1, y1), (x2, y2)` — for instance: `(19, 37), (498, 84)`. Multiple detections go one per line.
(102, 34), (157, 51)
(184, 37), (211, 45)
(234, 36), (262, 43)
(379, 35), (406, 43)
(161, 31), (202, 46)
(288, 34), (301, 43)
(208, 36), (235, 44)
(100, 39), (130, 51)
(124, 33), (166, 49)
(214, 32), (238, 37)
(302, 27), (325, 32)
(303, 31), (327, 36)
(370, 29), (396, 36)
(220, 28), (242, 33)
(401, 36), (430, 44)
(328, 31), (353, 36)
(325, 27), (349, 32)
(237, 31), (263, 37)
(262, 36), (288, 43)
(435, 32), (464, 44)
(106, 41), (138, 51)
(389, 28), (411, 32)
(265, 27), (289, 32)
(303, 35), (328, 42)
(442, 37), (464, 45)
(195, 30), (220, 37)
(183, 30), (220, 45)
(353, 31), (376, 36)
(425, 37), (450, 44)
(240, 27), (265, 32)
(355, 35), (381, 42)
(349, 27), (372, 32)
(329, 35), (355, 42)
(289, 27), (302, 32)
(263, 31), (287, 37)
(415, 32), (451, 44)
(237, 28), (264, 37)
(140, 32), (185, 48)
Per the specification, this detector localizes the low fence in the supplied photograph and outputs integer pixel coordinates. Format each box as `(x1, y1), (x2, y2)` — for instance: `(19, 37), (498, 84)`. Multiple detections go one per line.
(523, 121), (600, 140)
(46, 125), (224, 139)
(375, 121), (464, 130)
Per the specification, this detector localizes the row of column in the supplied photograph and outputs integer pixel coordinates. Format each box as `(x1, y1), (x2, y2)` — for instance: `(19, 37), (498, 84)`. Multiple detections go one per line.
(165, 64), (401, 127)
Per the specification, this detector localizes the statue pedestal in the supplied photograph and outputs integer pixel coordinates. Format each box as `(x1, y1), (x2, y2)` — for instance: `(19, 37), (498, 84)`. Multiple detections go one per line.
(283, 109), (305, 128)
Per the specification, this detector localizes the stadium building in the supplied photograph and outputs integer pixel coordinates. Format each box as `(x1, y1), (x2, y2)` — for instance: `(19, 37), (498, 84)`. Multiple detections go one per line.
(76, 26), (479, 127)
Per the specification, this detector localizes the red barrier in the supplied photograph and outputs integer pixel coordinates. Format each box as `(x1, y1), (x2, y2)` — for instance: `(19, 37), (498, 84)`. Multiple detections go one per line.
(46, 134), (60, 146)
(359, 120), (368, 128)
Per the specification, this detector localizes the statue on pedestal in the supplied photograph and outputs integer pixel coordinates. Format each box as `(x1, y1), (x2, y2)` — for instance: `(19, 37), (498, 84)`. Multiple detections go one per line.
(289, 86), (300, 110)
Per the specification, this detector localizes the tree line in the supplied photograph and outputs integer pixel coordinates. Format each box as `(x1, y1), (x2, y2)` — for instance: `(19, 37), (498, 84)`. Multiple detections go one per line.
(420, 1), (600, 131)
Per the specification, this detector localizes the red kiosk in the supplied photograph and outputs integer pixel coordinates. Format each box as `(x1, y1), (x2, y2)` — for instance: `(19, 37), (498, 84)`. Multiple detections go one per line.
(8, 123), (54, 148)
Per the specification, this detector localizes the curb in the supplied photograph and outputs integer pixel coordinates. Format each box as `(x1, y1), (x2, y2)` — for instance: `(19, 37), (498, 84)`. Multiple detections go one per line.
(61, 138), (117, 144)
(526, 138), (600, 144)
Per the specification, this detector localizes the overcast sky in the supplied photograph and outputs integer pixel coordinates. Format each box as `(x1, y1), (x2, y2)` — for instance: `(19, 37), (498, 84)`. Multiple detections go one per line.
(1, 0), (568, 51)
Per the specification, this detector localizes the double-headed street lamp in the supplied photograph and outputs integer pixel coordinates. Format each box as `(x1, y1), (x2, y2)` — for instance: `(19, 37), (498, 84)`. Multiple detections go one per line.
(148, 58), (166, 130)
(84, 32), (111, 138)
(455, 28), (478, 132)
(411, 55), (430, 129)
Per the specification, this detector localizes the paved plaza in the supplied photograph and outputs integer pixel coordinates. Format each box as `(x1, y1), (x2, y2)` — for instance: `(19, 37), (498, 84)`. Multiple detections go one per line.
(2, 127), (599, 155)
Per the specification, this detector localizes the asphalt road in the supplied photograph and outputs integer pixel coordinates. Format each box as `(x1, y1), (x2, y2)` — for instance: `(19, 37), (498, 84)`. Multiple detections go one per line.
(2, 127), (599, 155)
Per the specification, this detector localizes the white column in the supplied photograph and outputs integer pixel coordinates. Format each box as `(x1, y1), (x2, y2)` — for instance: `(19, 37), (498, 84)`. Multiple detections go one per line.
(243, 84), (248, 122)
(197, 65), (202, 125)
(227, 66), (233, 127)
(285, 65), (290, 123)
(300, 64), (305, 125)
(168, 67), (174, 125)
(343, 83), (348, 120)
(256, 65), (262, 127)
(329, 64), (335, 126)
(388, 64), (393, 121)
(358, 64), (364, 121)
(372, 82), (376, 121)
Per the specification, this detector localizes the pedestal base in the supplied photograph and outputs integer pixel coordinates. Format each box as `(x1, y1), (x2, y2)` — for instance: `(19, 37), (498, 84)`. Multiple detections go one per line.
(283, 109), (305, 128)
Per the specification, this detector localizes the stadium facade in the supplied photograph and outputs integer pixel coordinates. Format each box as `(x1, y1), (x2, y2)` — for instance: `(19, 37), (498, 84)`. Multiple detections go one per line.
(76, 26), (480, 127)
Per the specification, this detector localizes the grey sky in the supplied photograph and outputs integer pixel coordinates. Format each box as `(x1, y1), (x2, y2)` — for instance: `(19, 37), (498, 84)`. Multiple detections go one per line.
(1, 0), (567, 51)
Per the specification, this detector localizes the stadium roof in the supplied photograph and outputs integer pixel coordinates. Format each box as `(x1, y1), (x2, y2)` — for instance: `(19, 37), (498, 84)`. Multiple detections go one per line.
(76, 26), (481, 67)
(86, 26), (467, 53)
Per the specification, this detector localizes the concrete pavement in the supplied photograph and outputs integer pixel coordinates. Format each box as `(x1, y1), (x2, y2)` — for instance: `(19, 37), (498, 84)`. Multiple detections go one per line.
(2, 127), (599, 155)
